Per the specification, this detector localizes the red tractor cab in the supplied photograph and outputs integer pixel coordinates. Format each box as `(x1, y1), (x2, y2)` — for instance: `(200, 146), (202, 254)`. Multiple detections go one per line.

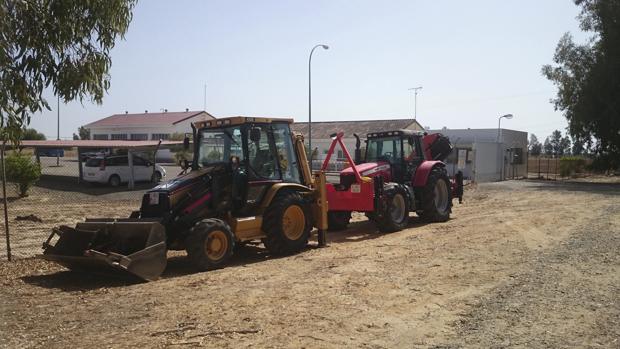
(321, 130), (462, 232)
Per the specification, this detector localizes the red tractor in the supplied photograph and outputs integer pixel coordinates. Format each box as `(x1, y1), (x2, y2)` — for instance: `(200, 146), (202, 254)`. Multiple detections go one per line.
(322, 130), (463, 232)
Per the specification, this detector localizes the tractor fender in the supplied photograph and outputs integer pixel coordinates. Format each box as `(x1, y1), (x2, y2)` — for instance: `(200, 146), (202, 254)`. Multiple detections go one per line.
(412, 161), (446, 187)
(259, 183), (312, 210)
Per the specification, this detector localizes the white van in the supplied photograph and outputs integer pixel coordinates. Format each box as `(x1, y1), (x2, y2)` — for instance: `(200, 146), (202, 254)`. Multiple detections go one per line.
(83, 155), (166, 186)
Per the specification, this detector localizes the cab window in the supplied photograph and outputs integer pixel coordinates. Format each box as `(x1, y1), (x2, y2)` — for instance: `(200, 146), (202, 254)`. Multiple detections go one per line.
(272, 123), (301, 183)
(366, 137), (402, 163)
(246, 124), (278, 180)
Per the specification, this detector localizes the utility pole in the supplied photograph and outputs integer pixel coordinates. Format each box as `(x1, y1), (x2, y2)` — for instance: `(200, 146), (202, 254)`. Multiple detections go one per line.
(408, 86), (423, 120)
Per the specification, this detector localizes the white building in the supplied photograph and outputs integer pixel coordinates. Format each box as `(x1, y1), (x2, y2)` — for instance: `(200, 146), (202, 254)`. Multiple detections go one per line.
(428, 128), (528, 182)
(292, 119), (424, 167)
(84, 110), (214, 141)
(293, 119), (527, 182)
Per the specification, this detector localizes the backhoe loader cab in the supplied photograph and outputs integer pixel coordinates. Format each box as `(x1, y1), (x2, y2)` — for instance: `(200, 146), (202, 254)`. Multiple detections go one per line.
(41, 117), (327, 281)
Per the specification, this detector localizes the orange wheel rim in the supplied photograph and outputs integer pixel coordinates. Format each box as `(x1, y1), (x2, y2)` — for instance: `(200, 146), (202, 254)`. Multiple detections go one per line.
(282, 205), (305, 240)
(205, 230), (228, 260)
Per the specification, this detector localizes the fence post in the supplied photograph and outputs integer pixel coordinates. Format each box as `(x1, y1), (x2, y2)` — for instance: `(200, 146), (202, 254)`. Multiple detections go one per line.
(547, 158), (550, 180)
(525, 152), (529, 179)
(554, 159), (558, 180)
(538, 157), (540, 178)
(1, 143), (12, 261)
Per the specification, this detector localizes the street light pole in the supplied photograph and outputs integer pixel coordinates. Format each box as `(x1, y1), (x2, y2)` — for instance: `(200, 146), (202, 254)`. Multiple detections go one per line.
(408, 86), (422, 120)
(497, 113), (514, 180)
(308, 44), (329, 162)
(497, 113), (513, 142)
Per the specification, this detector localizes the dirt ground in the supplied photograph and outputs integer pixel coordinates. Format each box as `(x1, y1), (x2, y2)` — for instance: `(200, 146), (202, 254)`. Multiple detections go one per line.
(0, 176), (147, 259)
(0, 179), (618, 348)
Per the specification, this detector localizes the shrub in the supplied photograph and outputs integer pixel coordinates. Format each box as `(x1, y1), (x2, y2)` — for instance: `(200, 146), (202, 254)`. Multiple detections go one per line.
(559, 156), (586, 177)
(1, 152), (41, 197)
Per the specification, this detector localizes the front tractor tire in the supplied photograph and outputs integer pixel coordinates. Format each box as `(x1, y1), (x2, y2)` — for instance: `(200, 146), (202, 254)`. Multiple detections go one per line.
(418, 167), (452, 222)
(327, 211), (351, 231)
(376, 185), (410, 233)
(185, 218), (235, 271)
(262, 190), (311, 255)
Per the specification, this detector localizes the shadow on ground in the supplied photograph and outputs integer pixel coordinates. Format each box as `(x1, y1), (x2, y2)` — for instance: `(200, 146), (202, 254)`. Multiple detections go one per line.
(524, 179), (620, 196)
(20, 215), (429, 291)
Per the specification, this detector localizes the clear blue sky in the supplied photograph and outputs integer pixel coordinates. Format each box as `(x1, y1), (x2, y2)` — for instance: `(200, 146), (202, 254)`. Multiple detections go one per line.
(33, 0), (587, 141)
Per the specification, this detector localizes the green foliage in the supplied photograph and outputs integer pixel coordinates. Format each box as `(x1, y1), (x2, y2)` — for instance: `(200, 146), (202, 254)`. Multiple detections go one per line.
(21, 127), (46, 140)
(170, 132), (186, 141)
(77, 126), (90, 140)
(528, 134), (542, 156)
(572, 136), (586, 155)
(174, 149), (191, 165)
(543, 137), (553, 156)
(588, 153), (620, 172)
(1, 152), (41, 197)
(559, 156), (587, 177)
(544, 130), (572, 156)
(206, 149), (222, 161)
(0, 0), (137, 146)
(542, 0), (620, 166)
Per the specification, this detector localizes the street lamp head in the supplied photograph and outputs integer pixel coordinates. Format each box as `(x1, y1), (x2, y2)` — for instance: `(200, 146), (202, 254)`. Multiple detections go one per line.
(501, 113), (514, 119)
(321, 44), (329, 50)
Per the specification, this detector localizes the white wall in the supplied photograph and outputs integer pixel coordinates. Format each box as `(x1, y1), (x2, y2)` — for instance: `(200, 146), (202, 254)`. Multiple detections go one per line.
(429, 128), (528, 182)
(472, 142), (501, 182)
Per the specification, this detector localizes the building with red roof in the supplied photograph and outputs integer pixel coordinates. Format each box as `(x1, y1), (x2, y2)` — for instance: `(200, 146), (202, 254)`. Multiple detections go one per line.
(83, 109), (214, 141)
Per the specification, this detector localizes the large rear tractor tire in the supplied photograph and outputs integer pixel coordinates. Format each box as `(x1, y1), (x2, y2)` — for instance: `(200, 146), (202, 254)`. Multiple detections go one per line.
(376, 185), (410, 233)
(327, 211), (351, 231)
(418, 167), (452, 222)
(186, 218), (235, 271)
(262, 190), (311, 255)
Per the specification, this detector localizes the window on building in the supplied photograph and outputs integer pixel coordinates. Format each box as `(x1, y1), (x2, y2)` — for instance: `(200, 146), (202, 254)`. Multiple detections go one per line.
(111, 134), (128, 140)
(130, 134), (148, 141)
(151, 133), (170, 140)
(93, 134), (109, 140)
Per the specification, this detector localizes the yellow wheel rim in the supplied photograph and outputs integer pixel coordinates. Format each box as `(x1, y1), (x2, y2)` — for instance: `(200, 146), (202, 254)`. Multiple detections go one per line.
(205, 230), (228, 261)
(282, 205), (305, 240)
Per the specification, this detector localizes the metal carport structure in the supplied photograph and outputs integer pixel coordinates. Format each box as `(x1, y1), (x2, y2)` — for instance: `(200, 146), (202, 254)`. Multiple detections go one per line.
(20, 140), (183, 189)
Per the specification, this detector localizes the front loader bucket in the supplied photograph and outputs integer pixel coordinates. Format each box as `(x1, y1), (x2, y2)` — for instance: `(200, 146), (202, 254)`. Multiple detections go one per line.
(40, 220), (167, 282)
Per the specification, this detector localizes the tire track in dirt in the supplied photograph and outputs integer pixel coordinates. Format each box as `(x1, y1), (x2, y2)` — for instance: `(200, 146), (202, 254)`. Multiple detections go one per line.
(441, 202), (620, 348)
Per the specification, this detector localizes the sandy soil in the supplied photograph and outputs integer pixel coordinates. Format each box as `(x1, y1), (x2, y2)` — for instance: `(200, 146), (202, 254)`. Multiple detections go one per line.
(0, 180), (619, 348)
(0, 176), (146, 259)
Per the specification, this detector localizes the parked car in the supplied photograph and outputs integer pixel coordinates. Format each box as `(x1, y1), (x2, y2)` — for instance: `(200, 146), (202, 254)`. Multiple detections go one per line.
(36, 148), (64, 157)
(83, 155), (166, 186)
(80, 148), (111, 162)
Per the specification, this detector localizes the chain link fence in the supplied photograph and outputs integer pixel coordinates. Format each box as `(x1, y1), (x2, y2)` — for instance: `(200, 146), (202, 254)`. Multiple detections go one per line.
(0, 147), (182, 260)
(526, 156), (594, 180)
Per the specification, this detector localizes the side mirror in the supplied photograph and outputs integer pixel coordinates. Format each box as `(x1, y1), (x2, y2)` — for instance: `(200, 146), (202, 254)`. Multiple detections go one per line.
(183, 136), (190, 150)
(250, 127), (261, 143)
